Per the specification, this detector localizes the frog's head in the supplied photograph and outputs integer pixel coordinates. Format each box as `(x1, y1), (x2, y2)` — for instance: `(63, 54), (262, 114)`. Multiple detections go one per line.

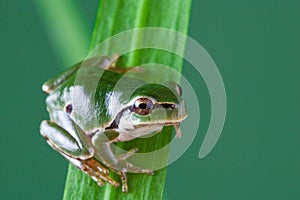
(106, 81), (187, 140)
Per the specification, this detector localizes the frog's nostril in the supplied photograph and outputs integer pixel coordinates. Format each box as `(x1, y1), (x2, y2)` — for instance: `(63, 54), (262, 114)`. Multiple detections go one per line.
(65, 104), (73, 114)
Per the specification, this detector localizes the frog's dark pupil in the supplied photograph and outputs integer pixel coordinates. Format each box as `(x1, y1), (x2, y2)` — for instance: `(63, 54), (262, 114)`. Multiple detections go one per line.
(66, 104), (73, 114)
(139, 103), (147, 109)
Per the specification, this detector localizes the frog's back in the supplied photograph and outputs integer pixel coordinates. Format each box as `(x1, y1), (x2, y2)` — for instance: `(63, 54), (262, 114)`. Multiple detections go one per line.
(44, 63), (144, 132)
(44, 65), (120, 116)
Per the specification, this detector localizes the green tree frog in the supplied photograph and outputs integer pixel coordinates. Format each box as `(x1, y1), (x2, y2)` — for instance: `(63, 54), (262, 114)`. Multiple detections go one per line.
(40, 56), (187, 192)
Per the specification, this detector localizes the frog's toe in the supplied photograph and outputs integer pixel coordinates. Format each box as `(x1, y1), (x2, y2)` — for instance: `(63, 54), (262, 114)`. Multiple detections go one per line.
(119, 148), (138, 160)
(81, 157), (119, 188)
(112, 167), (153, 192)
(91, 177), (104, 187)
(113, 158), (154, 175)
(119, 172), (128, 192)
(82, 157), (109, 175)
(143, 169), (154, 175)
(117, 150), (154, 175)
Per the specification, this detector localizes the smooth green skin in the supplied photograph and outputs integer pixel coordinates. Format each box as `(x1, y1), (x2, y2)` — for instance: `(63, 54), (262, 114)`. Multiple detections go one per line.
(40, 56), (187, 192)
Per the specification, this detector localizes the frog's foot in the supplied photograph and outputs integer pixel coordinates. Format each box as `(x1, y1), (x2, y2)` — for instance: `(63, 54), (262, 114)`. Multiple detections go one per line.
(111, 147), (154, 175)
(111, 166), (153, 192)
(115, 158), (154, 175)
(104, 54), (143, 74)
(40, 121), (119, 188)
(109, 168), (153, 192)
(93, 131), (154, 192)
(81, 157), (119, 188)
(110, 148), (154, 192)
(118, 147), (138, 160)
(96, 145), (154, 192)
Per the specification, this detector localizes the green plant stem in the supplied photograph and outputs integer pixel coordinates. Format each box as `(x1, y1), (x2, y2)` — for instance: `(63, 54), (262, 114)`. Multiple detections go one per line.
(34, 0), (89, 65)
(63, 1), (191, 199)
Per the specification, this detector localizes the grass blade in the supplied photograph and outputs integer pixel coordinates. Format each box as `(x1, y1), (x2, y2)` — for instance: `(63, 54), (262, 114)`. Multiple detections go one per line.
(63, 0), (192, 199)
(34, 0), (89, 65)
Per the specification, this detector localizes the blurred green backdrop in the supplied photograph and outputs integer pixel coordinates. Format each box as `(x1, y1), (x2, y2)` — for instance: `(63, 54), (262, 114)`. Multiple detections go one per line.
(1, 1), (299, 200)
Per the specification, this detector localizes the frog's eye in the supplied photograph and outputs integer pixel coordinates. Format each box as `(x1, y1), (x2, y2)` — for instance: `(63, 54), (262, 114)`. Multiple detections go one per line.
(133, 98), (153, 115)
(65, 104), (73, 114)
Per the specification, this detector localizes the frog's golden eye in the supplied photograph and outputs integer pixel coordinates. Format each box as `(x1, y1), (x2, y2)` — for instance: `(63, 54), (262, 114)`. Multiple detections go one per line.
(133, 98), (153, 115)
(65, 104), (73, 114)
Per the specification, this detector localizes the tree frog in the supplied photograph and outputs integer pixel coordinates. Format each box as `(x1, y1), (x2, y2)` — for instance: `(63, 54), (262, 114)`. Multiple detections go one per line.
(40, 56), (187, 192)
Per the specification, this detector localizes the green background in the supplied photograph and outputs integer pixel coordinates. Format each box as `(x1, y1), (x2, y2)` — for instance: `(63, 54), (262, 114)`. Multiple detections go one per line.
(1, 1), (299, 199)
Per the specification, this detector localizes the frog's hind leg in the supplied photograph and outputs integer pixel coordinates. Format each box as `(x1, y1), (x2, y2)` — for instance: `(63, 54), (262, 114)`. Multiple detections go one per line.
(42, 55), (116, 93)
(92, 132), (154, 192)
(40, 120), (119, 188)
(42, 63), (81, 93)
(103, 54), (143, 74)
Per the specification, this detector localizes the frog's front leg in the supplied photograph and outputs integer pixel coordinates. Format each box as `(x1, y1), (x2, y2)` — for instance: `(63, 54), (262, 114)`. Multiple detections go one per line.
(40, 121), (119, 188)
(92, 130), (154, 192)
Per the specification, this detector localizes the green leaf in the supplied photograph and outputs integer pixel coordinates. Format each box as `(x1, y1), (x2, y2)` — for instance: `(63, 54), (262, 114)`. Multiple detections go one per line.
(63, 0), (192, 199)
(34, 0), (89, 65)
